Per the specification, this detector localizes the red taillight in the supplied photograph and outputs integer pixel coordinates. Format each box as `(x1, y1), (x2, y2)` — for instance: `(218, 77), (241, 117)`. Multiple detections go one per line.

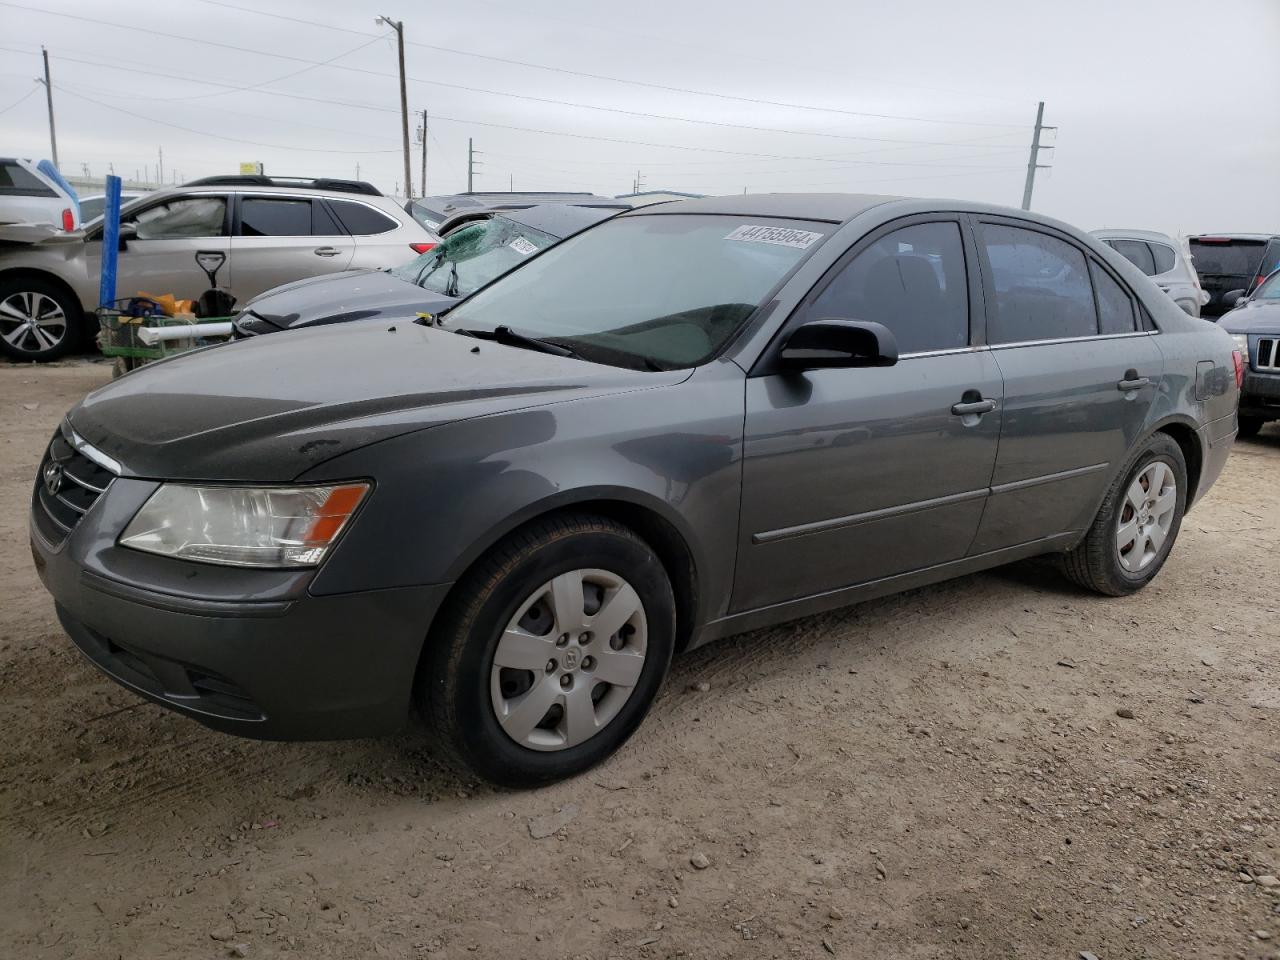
(1232, 349), (1244, 389)
(1253, 275), (1267, 290)
(61, 208), (74, 231)
(409, 242), (436, 254)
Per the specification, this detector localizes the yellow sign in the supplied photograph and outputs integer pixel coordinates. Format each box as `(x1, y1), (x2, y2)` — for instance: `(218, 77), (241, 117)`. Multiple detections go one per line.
(239, 162), (263, 175)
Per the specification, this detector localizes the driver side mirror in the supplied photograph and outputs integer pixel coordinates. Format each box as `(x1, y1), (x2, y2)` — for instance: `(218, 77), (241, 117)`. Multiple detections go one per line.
(117, 222), (137, 252)
(778, 318), (899, 370)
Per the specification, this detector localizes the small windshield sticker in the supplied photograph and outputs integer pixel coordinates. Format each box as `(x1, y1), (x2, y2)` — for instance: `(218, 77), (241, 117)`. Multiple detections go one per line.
(724, 224), (823, 249)
(509, 236), (539, 256)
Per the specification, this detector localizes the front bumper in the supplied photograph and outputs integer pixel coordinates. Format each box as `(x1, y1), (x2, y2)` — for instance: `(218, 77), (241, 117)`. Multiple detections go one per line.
(31, 472), (451, 740)
(1240, 368), (1280, 419)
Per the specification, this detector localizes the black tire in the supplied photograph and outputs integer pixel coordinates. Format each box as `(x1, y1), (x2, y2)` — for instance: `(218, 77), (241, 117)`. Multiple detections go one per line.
(1061, 433), (1187, 596)
(0, 275), (82, 361)
(419, 514), (676, 788)
(1238, 416), (1265, 439)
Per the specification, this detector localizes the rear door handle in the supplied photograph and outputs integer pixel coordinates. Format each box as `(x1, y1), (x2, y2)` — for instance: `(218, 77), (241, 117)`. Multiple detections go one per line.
(314, 246), (340, 257)
(951, 398), (997, 416)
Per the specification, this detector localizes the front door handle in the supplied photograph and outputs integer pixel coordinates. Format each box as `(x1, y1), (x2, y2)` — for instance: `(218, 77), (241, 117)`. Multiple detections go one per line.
(314, 246), (340, 257)
(951, 398), (997, 417)
(1117, 369), (1151, 391)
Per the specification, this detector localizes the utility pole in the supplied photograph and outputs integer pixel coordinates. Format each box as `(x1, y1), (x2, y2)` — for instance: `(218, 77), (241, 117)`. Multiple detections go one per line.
(1020, 101), (1055, 211)
(509, 174), (513, 191)
(377, 16), (412, 198)
(158, 146), (164, 185)
(38, 47), (58, 167)
(467, 138), (483, 192)
(418, 109), (428, 198)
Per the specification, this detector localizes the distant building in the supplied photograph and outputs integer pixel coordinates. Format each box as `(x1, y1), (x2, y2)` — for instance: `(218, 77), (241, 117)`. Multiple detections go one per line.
(614, 190), (704, 207)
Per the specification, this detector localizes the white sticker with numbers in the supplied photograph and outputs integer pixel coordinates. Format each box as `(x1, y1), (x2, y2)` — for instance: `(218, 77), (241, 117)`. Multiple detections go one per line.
(508, 236), (539, 256)
(724, 224), (823, 249)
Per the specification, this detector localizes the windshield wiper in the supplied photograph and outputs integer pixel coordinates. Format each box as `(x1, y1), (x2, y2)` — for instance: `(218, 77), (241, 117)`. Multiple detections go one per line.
(455, 325), (582, 359)
(445, 261), (460, 297)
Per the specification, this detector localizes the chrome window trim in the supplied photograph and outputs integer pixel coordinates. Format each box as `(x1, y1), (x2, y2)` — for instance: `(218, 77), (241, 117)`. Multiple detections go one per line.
(987, 330), (1157, 351)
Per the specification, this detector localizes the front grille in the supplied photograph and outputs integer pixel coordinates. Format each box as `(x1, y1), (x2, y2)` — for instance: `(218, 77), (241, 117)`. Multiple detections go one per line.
(32, 427), (117, 546)
(1256, 337), (1280, 373)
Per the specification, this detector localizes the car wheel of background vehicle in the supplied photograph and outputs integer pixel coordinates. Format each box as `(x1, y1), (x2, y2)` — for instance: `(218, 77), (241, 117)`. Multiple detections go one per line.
(420, 513), (676, 788)
(1238, 416), (1264, 439)
(0, 277), (81, 361)
(1060, 433), (1187, 597)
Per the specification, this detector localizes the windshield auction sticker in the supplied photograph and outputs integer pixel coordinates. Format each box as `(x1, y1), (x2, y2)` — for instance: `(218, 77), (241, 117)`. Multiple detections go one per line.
(508, 237), (539, 256)
(724, 224), (823, 249)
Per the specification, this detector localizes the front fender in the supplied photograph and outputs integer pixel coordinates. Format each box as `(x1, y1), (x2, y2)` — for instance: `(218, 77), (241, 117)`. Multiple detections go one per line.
(300, 363), (747, 626)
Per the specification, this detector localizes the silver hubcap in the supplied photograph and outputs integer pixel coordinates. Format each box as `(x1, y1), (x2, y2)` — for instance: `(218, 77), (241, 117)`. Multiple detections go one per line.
(1117, 460), (1177, 573)
(490, 568), (647, 752)
(0, 292), (68, 354)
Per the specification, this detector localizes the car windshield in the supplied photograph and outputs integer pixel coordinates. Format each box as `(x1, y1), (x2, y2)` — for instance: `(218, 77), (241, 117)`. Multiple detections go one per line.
(444, 214), (830, 370)
(408, 201), (446, 231)
(1255, 271), (1280, 300)
(390, 214), (559, 297)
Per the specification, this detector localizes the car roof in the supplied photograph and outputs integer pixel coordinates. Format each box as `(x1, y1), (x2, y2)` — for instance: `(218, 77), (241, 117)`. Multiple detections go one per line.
(417, 191), (627, 217)
(1091, 228), (1178, 244)
(622, 192), (904, 224)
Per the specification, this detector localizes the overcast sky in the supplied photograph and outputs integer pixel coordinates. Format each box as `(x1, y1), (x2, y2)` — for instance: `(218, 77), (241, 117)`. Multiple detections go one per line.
(2, 0), (1277, 236)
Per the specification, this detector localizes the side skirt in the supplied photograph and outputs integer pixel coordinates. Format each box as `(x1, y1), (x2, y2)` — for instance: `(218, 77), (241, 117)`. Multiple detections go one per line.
(691, 531), (1079, 649)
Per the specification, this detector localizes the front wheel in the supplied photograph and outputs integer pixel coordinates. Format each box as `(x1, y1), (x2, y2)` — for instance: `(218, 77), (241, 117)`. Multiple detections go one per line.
(0, 277), (81, 361)
(1061, 433), (1187, 596)
(420, 514), (675, 788)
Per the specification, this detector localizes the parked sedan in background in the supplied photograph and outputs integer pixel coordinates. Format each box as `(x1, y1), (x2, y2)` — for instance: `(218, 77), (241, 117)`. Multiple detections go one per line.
(1092, 229), (1206, 317)
(406, 190), (628, 233)
(0, 175), (435, 361)
(233, 204), (618, 337)
(1220, 267), (1280, 437)
(1188, 233), (1280, 318)
(31, 194), (1238, 788)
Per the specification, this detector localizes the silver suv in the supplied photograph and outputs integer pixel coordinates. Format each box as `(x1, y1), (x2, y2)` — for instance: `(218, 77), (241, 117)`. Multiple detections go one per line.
(0, 176), (436, 361)
(1091, 229), (1207, 318)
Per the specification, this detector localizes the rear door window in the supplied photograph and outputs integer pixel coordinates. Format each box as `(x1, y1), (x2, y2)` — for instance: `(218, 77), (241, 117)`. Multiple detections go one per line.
(1091, 262), (1137, 335)
(981, 224), (1098, 343)
(239, 197), (313, 237)
(807, 220), (969, 354)
(131, 195), (227, 239)
(329, 200), (398, 235)
(1110, 239), (1156, 276)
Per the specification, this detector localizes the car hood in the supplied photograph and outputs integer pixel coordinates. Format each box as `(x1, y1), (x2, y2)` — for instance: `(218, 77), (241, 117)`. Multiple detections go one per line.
(1219, 300), (1280, 334)
(70, 320), (684, 481)
(239, 269), (458, 330)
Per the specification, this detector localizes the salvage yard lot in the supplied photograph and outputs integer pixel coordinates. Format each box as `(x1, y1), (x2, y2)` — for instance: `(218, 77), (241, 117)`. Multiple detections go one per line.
(2, 361), (1278, 960)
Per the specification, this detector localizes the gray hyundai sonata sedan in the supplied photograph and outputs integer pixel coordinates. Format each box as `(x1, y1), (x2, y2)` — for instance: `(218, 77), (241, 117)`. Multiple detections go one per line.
(31, 194), (1240, 787)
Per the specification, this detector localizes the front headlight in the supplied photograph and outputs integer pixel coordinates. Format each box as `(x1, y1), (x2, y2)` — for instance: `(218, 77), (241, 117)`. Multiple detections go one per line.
(1232, 334), (1249, 356)
(119, 482), (370, 568)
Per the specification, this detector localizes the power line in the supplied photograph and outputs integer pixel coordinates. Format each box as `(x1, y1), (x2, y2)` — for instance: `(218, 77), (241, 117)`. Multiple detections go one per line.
(192, 0), (1029, 121)
(0, 84), (37, 116)
(1, 6), (1027, 152)
(53, 85), (403, 154)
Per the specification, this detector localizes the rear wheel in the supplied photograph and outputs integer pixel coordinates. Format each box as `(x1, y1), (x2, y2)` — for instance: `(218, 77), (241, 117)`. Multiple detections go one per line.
(420, 514), (675, 788)
(1061, 433), (1187, 596)
(0, 276), (81, 361)
(1238, 416), (1264, 439)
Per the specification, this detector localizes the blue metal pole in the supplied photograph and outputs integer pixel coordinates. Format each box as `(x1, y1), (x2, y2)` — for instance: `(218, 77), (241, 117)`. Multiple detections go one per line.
(98, 175), (122, 307)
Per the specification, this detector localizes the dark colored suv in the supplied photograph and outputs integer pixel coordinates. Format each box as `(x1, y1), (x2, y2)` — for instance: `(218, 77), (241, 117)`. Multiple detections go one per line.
(1188, 234), (1280, 318)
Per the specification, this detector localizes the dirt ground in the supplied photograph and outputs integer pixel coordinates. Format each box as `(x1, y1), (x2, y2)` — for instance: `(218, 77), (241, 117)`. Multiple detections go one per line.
(2, 359), (1279, 960)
